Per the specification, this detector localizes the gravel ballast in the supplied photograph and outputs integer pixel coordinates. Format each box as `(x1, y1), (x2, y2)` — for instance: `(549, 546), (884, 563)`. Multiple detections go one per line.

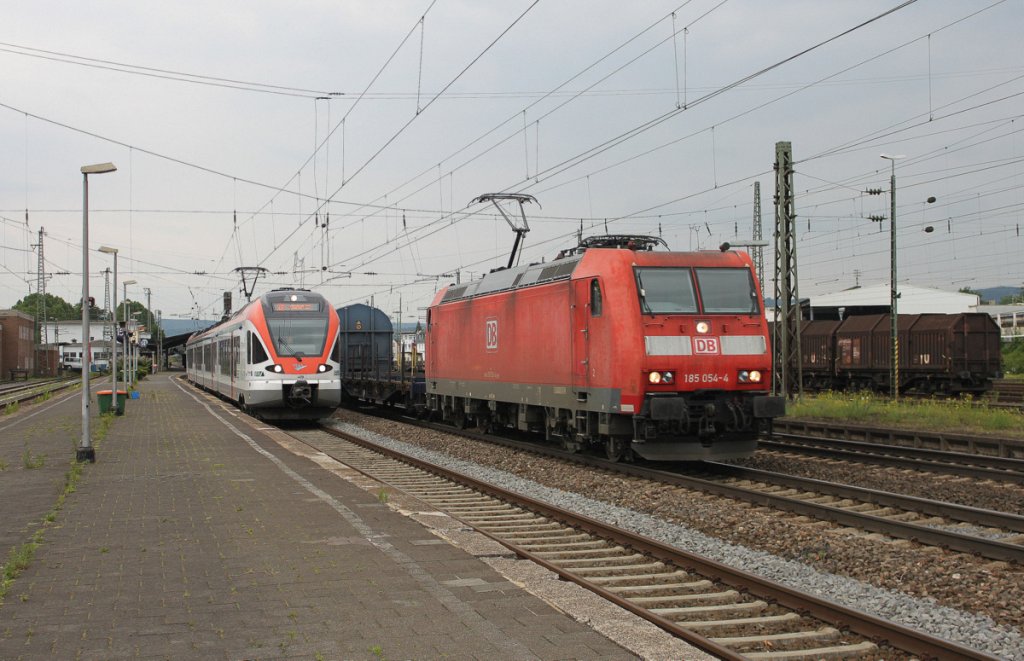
(327, 412), (1024, 659)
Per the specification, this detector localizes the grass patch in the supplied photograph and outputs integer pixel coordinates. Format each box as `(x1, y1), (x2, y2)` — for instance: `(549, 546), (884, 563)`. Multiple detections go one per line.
(0, 407), (119, 606)
(3, 402), (18, 416)
(787, 391), (1024, 437)
(0, 531), (43, 604)
(22, 448), (46, 470)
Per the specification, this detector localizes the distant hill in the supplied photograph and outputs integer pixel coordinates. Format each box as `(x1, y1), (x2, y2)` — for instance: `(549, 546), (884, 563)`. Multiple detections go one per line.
(976, 286), (1023, 304)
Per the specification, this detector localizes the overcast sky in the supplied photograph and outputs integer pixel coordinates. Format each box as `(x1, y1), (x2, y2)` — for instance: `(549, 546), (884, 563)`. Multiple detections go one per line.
(1, 0), (1022, 323)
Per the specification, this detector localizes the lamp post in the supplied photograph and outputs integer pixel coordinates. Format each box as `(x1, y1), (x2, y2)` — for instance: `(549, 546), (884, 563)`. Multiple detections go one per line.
(123, 279), (137, 388)
(144, 287), (152, 374)
(880, 154), (905, 400)
(98, 246), (120, 413)
(78, 162), (117, 463)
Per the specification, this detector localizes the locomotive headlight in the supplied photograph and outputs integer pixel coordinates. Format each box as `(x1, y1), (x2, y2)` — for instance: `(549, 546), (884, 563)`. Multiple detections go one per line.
(266, 364), (284, 374)
(696, 320), (711, 334)
(738, 370), (762, 384)
(647, 371), (674, 385)
(317, 363), (329, 373)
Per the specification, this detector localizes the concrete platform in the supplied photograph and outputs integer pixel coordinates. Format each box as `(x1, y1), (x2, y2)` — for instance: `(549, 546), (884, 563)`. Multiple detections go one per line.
(0, 374), (655, 660)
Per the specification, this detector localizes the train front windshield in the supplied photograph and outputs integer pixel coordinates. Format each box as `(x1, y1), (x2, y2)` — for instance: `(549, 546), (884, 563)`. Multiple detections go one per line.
(263, 298), (329, 358)
(635, 267), (759, 315)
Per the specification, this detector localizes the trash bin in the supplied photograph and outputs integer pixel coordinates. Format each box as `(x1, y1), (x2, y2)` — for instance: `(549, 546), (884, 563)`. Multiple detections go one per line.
(97, 390), (128, 415)
(97, 390), (113, 414)
(114, 390), (128, 414)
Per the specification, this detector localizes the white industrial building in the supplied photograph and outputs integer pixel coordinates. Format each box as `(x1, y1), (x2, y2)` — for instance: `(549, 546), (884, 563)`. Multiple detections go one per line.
(808, 284), (979, 319)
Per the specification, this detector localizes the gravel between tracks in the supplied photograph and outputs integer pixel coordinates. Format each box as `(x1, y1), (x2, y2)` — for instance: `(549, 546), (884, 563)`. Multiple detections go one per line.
(327, 411), (1024, 660)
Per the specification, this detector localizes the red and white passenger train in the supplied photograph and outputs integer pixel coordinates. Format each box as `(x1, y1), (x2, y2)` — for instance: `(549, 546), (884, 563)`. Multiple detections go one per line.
(186, 289), (341, 420)
(419, 235), (784, 461)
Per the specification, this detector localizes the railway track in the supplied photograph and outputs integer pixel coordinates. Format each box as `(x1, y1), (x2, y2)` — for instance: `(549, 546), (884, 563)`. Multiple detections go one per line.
(352, 408), (1024, 562)
(989, 379), (1024, 406)
(773, 418), (1024, 460)
(0, 377), (77, 408)
(699, 462), (1024, 562)
(288, 423), (995, 660)
(764, 433), (1024, 484)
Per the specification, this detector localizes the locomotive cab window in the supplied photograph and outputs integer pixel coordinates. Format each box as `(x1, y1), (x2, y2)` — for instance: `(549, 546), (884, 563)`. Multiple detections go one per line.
(633, 267), (698, 314)
(590, 279), (603, 317)
(695, 268), (760, 314)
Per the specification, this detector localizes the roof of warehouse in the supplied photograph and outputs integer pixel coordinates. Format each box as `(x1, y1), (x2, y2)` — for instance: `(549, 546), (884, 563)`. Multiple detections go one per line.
(810, 284), (979, 314)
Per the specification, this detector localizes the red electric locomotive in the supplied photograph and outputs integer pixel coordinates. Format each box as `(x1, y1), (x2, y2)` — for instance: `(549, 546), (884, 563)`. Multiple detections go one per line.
(425, 235), (784, 461)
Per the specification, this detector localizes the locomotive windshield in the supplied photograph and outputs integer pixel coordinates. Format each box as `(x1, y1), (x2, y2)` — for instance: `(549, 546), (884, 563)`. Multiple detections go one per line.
(695, 268), (760, 314)
(634, 268), (698, 313)
(263, 294), (329, 358)
(634, 267), (759, 315)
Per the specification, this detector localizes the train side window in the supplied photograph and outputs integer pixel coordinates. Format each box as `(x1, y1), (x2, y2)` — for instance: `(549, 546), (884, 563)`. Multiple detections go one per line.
(251, 333), (269, 364)
(590, 279), (603, 317)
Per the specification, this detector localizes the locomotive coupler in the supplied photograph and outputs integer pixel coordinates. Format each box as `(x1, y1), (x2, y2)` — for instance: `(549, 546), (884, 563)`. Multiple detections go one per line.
(289, 379), (313, 406)
(698, 403), (717, 440)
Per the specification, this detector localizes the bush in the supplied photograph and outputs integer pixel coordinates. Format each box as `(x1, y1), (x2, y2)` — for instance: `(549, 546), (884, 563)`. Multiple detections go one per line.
(1003, 338), (1024, 375)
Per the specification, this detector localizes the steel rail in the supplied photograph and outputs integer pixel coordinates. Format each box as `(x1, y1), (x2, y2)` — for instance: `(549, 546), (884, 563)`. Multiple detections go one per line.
(763, 434), (1024, 484)
(609, 457), (1024, 563)
(401, 408), (1024, 560)
(0, 378), (78, 408)
(773, 419), (1024, 460)
(318, 423), (997, 661)
(385, 414), (1024, 562)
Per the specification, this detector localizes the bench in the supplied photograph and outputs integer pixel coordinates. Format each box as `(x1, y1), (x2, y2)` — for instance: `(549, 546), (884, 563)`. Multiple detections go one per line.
(8, 369), (29, 381)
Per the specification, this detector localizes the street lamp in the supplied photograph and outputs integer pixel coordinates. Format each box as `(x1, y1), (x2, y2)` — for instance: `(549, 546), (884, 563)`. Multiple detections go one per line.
(79, 162), (117, 463)
(880, 154), (904, 400)
(98, 246), (120, 414)
(123, 279), (137, 388)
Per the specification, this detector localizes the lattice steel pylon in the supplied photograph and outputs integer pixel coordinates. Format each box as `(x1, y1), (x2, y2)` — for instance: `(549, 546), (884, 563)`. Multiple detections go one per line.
(103, 268), (112, 342)
(35, 228), (47, 346)
(772, 142), (802, 399)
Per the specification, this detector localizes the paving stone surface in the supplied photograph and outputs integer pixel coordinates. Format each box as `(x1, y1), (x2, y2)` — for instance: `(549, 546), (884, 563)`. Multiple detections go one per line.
(0, 374), (635, 660)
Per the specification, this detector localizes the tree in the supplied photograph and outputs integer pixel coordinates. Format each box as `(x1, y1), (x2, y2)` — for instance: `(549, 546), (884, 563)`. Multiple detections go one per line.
(998, 288), (1024, 306)
(13, 292), (76, 321)
(115, 299), (164, 344)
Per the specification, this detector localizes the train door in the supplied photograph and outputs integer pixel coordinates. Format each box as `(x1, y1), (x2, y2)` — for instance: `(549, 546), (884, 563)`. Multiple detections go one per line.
(231, 334), (241, 400)
(571, 279), (591, 397)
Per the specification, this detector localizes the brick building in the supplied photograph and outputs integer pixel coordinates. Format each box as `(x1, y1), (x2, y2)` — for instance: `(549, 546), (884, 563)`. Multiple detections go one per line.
(0, 310), (35, 378)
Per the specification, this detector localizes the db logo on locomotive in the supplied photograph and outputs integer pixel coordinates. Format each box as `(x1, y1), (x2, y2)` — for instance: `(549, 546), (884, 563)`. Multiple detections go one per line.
(692, 337), (720, 355)
(485, 318), (499, 352)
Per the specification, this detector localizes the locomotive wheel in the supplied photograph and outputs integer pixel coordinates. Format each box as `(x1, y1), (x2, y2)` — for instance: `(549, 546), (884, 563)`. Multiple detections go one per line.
(604, 437), (629, 462)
